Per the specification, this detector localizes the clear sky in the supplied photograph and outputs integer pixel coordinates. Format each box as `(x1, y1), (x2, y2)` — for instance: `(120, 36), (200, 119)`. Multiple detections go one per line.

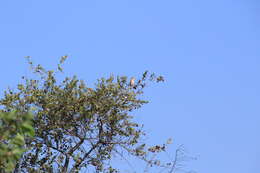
(0, 1), (259, 172)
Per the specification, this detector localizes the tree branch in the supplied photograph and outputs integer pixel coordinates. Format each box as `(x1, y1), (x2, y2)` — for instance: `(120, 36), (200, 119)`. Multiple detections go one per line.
(70, 141), (101, 172)
(62, 154), (70, 173)
(68, 138), (85, 155)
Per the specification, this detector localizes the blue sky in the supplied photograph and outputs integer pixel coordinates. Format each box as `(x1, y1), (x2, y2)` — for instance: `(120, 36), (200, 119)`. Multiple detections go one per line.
(0, 1), (259, 172)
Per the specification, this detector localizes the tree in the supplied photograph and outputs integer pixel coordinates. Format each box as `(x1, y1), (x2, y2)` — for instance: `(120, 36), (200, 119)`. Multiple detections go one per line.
(0, 111), (34, 172)
(0, 57), (191, 173)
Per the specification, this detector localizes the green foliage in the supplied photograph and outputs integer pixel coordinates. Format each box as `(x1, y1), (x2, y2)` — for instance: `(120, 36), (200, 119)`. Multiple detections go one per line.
(0, 111), (34, 172)
(0, 56), (190, 173)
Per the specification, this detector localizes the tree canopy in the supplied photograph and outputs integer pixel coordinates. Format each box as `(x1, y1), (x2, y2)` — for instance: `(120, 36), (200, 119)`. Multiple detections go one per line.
(0, 57), (191, 173)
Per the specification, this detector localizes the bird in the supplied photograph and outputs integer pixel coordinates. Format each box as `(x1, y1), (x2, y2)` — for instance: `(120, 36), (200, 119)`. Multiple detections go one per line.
(166, 138), (173, 144)
(130, 77), (135, 87)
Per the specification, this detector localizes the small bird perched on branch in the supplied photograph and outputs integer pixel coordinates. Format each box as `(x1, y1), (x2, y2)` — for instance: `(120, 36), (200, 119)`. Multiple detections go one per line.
(130, 77), (135, 87)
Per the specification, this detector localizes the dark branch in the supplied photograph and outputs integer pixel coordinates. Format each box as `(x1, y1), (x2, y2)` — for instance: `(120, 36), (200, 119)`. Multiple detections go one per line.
(70, 141), (101, 172)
